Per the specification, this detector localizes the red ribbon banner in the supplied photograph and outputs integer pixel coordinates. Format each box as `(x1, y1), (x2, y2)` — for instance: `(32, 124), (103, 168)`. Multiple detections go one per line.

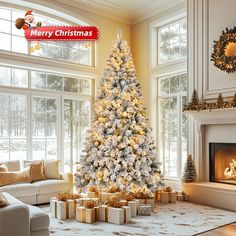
(25, 26), (99, 41)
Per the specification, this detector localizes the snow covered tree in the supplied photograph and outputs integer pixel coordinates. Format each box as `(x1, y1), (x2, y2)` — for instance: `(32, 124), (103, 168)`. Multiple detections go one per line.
(74, 35), (163, 192)
(182, 154), (197, 183)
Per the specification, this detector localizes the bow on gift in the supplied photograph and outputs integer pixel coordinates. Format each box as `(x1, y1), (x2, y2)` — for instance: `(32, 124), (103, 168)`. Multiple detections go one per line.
(105, 196), (124, 208)
(87, 185), (100, 193)
(124, 193), (135, 201)
(133, 191), (154, 199)
(163, 186), (172, 193)
(83, 200), (98, 209)
(56, 192), (80, 201)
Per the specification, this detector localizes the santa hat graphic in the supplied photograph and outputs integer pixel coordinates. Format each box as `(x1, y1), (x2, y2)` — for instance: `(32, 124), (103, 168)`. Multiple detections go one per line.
(25, 10), (34, 18)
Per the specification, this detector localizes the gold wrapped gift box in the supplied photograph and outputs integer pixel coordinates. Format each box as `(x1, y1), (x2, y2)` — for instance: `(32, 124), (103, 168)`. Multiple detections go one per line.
(159, 191), (177, 204)
(87, 191), (100, 198)
(50, 199), (75, 220)
(75, 197), (99, 207)
(177, 193), (190, 201)
(76, 206), (99, 224)
(100, 192), (122, 203)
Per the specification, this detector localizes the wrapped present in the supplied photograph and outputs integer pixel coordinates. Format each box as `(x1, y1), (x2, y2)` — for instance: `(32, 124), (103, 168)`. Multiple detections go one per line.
(75, 197), (99, 207)
(100, 192), (122, 203)
(154, 190), (161, 201)
(138, 204), (151, 216)
(87, 185), (100, 198)
(107, 206), (131, 224)
(160, 187), (177, 204)
(120, 199), (128, 206)
(99, 205), (108, 222)
(87, 191), (100, 198)
(76, 206), (99, 224)
(137, 198), (154, 211)
(128, 200), (137, 217)
(177, 191), (190, 201)
(50, 199), (75, 220)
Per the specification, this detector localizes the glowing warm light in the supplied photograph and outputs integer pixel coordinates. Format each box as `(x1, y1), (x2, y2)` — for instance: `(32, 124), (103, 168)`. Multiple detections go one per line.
(224, 159), (236, 179)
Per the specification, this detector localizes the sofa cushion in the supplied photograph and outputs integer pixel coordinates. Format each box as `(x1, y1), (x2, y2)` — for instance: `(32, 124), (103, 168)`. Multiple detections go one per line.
(2, 192), (23, 205)
(28, 205), (50, 231)
(0, 167), (31, 187)
(27, 162), (46, 182)
(32, 179), (69, 194)
(2, 160), (21, 171)
(0, 163), (8, 172)
(44, 160), (60, 179)
(1, 183), (38, 197)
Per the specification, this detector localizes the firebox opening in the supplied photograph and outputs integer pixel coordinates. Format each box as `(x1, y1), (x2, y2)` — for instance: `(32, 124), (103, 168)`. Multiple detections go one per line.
(209, 143), (236, 185)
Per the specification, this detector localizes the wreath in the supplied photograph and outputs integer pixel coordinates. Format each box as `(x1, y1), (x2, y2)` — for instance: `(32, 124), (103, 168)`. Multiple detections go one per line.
(211, 27), (236, 73)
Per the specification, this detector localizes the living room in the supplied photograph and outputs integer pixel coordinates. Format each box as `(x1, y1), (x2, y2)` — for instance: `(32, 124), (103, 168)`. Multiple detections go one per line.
(0, 0), (236, 235)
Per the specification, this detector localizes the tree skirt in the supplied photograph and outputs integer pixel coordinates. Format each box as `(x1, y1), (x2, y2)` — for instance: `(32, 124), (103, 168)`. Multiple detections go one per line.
(42, 202), (236, 236)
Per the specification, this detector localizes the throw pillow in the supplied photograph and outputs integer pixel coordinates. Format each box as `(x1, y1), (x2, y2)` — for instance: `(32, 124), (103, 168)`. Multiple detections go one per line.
(0, 167), (31, 187)
(0, 192), (9, 208)
(44, 160), (60, 179)
(27, 162), (46, 182)
(0, 163), (8, 172)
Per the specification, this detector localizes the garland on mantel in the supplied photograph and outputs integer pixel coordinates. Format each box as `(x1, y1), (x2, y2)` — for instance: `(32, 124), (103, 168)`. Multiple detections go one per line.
(183, 90), (236, 112)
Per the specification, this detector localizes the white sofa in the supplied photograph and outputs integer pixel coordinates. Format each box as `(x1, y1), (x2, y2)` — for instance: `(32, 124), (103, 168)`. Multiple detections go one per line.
(0, 192), (50, 236)
(0, 160), (73, 205)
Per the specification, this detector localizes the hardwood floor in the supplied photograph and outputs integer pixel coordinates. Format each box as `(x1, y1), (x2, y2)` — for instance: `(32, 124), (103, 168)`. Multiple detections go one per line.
(198, 222), (236, 236)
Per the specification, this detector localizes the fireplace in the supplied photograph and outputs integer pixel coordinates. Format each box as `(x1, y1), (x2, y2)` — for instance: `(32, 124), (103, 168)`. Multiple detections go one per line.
(209, 143), (236, 185)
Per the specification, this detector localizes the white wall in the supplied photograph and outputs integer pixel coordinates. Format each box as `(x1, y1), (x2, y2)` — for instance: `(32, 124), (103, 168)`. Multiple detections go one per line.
(188, 0), (236, 101)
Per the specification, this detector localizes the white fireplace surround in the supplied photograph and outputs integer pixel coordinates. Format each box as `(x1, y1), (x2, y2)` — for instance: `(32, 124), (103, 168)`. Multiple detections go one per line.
(183, 108), (236, 211)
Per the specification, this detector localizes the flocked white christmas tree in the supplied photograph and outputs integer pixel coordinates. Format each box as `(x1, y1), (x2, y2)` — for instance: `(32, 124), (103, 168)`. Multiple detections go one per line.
(75, 34), (163, 193)
(182, 154), (197, 183)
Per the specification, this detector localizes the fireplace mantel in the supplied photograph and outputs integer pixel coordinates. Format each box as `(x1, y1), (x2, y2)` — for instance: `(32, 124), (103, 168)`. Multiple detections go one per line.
(184, 108), (236, 125)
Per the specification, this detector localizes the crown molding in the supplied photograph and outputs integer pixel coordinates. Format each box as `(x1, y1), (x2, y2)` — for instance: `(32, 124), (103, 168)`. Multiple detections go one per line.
(53, 0), (186, 25)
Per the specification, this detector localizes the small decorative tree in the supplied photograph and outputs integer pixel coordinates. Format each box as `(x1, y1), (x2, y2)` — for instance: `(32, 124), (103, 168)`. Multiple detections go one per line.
(191, 90), (199, 106)
(182, 154), (197, 183)
(217, 93), (224, 108)
(232, 93), (236, 107)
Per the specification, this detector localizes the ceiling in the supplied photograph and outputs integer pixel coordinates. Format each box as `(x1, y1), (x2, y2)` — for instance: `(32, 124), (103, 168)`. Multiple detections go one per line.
(71, 0), (186, 24)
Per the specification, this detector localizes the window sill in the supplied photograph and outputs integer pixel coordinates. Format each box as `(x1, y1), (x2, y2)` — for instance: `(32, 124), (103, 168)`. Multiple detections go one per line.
(163, 177), (181, 182)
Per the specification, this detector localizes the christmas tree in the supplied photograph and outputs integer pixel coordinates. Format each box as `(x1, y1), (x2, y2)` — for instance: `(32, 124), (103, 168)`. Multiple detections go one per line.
(182, 154), (197, 183)
(232, 93), (236, 107)
(191, 90), (199, 106)
(217, 93), (224, 108)
(75, 35), (163, 192)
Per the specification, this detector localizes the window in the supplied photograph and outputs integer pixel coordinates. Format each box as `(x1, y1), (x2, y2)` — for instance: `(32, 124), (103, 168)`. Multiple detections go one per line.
(152, 13), (187, 179)
(0, 7), (94, 66)
(0, 65), (92, 171)
(158, 18), (187, 64)
(158, 73), (187, 177)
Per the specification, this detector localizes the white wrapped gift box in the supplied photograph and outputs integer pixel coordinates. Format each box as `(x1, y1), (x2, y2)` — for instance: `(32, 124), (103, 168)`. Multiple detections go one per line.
(50, 199), (75, 220)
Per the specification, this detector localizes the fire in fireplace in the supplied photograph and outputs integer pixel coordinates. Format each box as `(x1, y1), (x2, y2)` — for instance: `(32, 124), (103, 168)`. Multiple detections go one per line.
(209, 143), (236, 185)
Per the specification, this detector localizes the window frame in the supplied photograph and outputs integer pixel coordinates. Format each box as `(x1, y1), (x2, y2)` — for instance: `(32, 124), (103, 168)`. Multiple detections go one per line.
(157, 17), (187, 65)
(149, 5), (187, 181)
(157, 72), (188, 179)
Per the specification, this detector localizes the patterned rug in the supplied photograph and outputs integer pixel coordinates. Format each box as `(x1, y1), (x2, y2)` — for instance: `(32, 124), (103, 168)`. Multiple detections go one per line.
(41, 202), (236, 236)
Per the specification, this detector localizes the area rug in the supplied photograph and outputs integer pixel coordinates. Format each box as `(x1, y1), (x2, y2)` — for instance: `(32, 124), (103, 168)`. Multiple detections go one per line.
(41, 202), (236, 236)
